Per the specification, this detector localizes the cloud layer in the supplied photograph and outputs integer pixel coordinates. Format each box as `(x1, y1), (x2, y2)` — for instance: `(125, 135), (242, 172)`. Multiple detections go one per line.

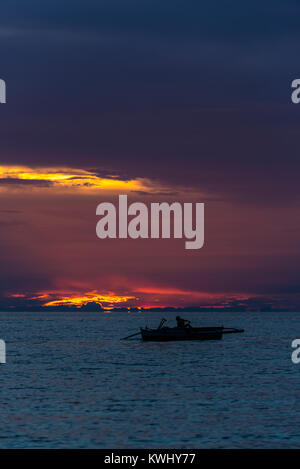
(0, 2), (300, 310)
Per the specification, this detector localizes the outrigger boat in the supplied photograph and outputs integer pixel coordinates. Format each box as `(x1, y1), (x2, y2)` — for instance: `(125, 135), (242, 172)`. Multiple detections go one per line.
(140, 325), (243, 341)
(121, 318), (244, 342)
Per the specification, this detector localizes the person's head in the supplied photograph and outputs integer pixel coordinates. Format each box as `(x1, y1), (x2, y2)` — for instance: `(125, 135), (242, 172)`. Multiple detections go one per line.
(176, 316), (180, 320)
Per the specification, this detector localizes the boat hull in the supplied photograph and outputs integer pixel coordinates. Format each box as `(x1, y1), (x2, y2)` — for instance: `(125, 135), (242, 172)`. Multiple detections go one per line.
(140, 326), (224, 341)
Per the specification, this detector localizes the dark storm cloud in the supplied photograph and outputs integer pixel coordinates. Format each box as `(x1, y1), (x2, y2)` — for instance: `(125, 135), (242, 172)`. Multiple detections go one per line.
(0, 178), (53, 187)
(0, 1), (300, 207)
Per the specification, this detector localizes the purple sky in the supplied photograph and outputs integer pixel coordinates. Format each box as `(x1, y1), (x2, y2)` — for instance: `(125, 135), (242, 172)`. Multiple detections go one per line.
(0, 1), (300, 311)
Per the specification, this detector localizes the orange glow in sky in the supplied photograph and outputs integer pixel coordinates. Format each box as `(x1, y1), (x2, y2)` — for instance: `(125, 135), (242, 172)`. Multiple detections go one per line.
(135, 286), (221, 299)
(6, 286), (254, 310)
(42, 290), (137, 308)
(0, 165), (150, 192)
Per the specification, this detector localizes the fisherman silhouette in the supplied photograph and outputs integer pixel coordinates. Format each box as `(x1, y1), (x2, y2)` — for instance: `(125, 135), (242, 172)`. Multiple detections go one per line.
(176, 316), (191, 328)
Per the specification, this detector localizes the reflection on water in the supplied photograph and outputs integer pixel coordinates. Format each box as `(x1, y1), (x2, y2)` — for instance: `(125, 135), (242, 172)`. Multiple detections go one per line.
(0, 311), (300, 448)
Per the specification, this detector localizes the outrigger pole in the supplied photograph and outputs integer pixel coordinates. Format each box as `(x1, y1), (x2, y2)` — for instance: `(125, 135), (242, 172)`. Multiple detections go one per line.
(121, 331), (141, 340)
(222, 328), (244, 334)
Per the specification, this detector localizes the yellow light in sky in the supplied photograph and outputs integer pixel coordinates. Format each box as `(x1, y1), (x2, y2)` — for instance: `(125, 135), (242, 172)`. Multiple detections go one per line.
(0, 165), (148, 192)
(43, 291), (137, 308)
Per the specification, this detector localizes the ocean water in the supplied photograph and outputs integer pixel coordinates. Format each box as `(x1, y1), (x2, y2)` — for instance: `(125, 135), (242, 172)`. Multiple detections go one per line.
(0, 310), (300, 448)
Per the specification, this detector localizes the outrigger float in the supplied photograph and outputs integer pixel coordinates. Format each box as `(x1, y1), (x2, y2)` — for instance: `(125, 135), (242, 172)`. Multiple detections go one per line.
(121, 319), (244, 342)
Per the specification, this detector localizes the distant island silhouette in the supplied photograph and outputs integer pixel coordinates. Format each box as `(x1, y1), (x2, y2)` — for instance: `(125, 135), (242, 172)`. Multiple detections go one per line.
(0, 300), (283, 313)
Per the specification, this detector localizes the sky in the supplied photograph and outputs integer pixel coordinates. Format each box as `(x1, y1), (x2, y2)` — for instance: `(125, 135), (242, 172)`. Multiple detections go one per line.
(0, 1), (300, 311)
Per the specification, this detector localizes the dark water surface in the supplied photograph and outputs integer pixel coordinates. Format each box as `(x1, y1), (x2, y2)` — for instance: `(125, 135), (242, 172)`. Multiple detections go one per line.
(0, 311), (300, 448)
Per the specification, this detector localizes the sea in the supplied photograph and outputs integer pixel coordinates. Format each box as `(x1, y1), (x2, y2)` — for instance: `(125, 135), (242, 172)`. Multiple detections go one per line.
(0, 310), (300, 449)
